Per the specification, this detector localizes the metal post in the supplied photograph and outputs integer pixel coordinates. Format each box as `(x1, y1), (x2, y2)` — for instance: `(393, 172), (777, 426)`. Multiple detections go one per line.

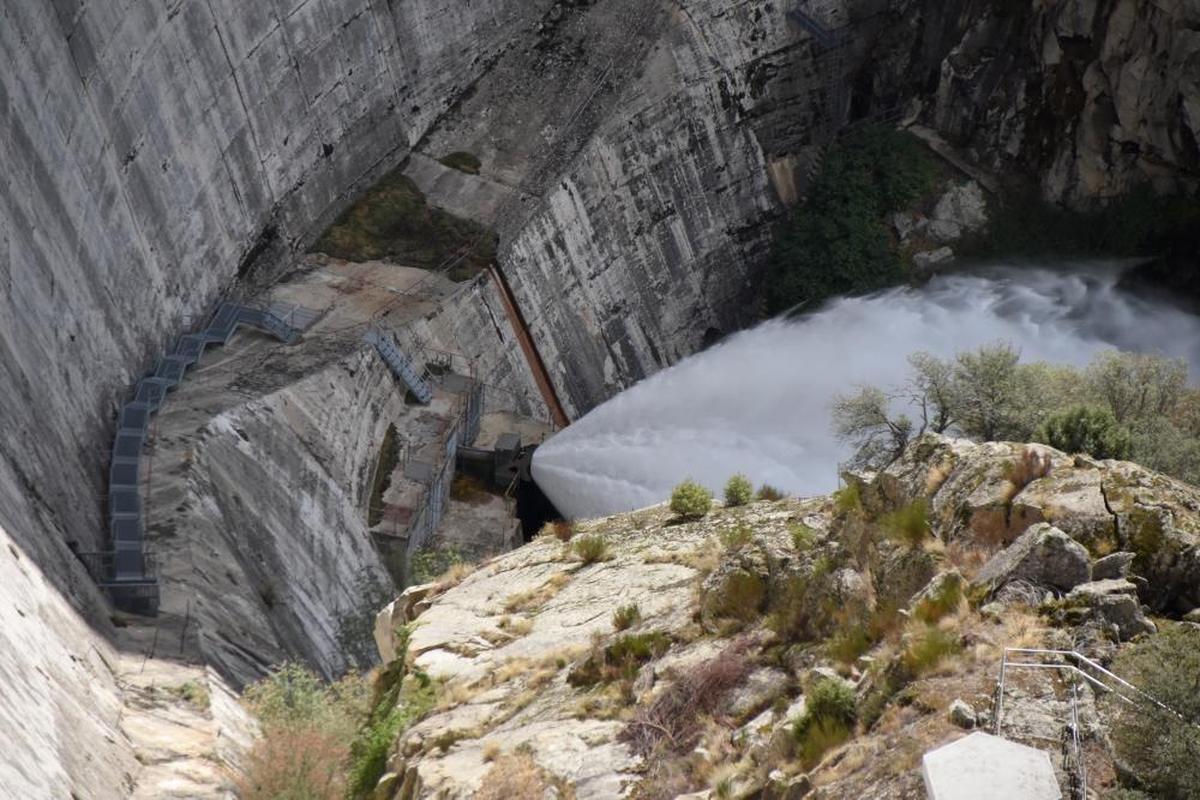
(995, 648), (1008, 735)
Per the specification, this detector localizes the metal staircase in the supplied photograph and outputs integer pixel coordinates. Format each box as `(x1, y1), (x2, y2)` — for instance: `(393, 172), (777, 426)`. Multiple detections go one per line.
(364, 327), (434, 405)
(86, 299), (314, 614)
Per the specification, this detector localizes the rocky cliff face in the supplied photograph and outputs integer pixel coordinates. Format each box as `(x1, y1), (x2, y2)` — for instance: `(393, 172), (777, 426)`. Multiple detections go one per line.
(871, 0), (1200, 204)
(372, 435), (1200, 798)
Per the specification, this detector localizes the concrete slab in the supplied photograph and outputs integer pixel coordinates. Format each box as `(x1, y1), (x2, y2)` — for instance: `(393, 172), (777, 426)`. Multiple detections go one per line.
(922, 732), (1061, 800)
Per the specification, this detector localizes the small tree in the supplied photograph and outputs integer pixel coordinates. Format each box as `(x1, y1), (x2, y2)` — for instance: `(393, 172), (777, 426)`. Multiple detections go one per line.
(906, 351), (957, 433)
(1087, 351), (1186, 424)
(723, 474), (753, 507)
(1035, 405), (1132, 460)
(953, 343), (1028, 441)
(1108, 625), (1200, 799)
(832, 387), (914, 469)
(670, 480), (713, 519)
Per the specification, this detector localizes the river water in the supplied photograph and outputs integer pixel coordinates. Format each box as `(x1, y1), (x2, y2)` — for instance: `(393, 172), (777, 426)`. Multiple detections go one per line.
(532, 262), (1200, 519)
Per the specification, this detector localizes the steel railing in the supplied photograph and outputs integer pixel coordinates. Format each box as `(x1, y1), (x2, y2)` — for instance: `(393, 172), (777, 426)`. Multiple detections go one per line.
(995, 648), (1188, 800)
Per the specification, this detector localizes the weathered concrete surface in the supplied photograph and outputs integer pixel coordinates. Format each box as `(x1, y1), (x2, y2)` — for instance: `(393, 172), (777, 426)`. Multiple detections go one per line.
(922, 732), (1062, 800)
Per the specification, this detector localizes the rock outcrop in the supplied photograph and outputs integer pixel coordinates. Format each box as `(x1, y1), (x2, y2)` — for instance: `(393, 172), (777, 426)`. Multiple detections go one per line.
(368, 436), (1200, 798)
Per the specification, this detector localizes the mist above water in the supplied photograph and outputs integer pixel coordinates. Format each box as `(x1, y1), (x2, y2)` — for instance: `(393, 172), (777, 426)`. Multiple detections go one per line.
(532, 262), (1200, 520)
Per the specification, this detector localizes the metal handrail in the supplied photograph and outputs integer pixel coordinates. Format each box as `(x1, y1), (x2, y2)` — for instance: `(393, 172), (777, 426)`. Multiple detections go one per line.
(995, 648), (1189, 800)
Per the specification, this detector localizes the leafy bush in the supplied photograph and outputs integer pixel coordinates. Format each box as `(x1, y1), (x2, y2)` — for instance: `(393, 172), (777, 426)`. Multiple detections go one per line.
(835, 346), (1200, 486)
(912, 574), (963, 624)
(880, 499), (930, 549)
(1035, 405), (1132, 460)
(571, 534), (611, 565)
(723, 474), (754, 507)
(570, 632), (671, 686)
(612, 603), (642, 631)
(238, 664), (370, 800)
(347, 672), (435, 797)
(1108, 625), (1200, 800)
(670, 480), (713, 519)
(756, 484), (787, 501)
(765, 127), (938, 314)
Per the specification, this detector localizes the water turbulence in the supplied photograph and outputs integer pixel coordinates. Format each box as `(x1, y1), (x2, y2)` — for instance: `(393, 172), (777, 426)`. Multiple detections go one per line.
(533, 263), (1200, 519)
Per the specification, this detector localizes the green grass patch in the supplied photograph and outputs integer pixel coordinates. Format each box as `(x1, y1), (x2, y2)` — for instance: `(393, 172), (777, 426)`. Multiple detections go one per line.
(312, 168), (495, 281)
(793, 678), (858, 768)
(568, 632), (670, 686)
(409, 546), (464, 585)
(880, 499), (931, 549)
(438, 151), (482, 175)
(901, 626), (961, 675)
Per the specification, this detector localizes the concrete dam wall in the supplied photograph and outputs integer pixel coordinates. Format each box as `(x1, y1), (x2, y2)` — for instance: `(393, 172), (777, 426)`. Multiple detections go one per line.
(4, 0), (1200, 796)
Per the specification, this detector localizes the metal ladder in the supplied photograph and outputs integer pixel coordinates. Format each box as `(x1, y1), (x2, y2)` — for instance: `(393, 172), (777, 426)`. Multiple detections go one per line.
(364, 327), (434, 405)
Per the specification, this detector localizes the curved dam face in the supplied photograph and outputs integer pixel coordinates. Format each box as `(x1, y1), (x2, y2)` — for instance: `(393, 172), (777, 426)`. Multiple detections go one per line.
(4, 0), (1200, 796)
(532, 264), (1200, 519)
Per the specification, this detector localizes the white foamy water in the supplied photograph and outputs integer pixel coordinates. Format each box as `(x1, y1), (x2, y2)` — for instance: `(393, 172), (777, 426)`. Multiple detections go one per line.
(532, 263), (1200, 519)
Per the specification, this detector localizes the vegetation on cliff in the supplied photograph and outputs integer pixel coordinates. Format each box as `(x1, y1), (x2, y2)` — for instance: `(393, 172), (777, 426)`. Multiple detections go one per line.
(835, 345), (1200, 484)
(764, 127), (939, 315)
(312, 168), (495, 280)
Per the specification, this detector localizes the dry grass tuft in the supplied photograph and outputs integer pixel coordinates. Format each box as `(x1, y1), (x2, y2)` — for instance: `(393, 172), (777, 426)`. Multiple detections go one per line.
(539, 520), (575, 542)
(474, 753), (549, 800)
(1003, 447), (1052, 501)
(503, 573), (571, 613)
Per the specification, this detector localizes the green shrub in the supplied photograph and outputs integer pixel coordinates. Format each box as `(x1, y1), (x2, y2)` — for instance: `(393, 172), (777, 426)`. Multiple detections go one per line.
(765, 127), (938, 314)
(833, 482), (862, 515)
(409, 547), (463, 585)
(723, 474), (754, 507)
(756, 484), (787, 502)
(793, 678), (858, 767)
(790, 522), (816, 551)
(438, 151), (482, 175)
(239, 664), (371, 800)
(1108, 625), (1200, 800)
(670, 480), (713, 519)
(704, 570), (767, 625)
(912, 574), (963, 624)
(571, 535), (611, 565)
(569, 632), (671, 686)
(1035, 405), (1132, 460)
(612, 603), (641, 631)
(347, 672), (435, 797)
(880, 499), (930, 549)
(901, 626), (961, 675)
(827, 625), (872, 665)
